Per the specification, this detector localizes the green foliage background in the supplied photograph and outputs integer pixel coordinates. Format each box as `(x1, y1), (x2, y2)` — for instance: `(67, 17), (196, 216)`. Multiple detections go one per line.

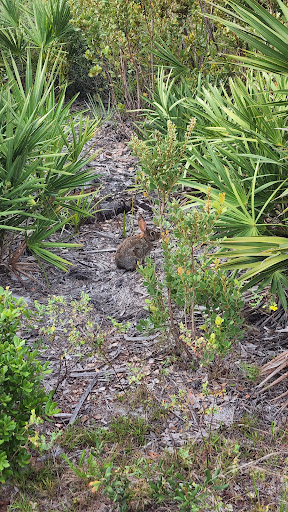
(70, 0), (241, 108)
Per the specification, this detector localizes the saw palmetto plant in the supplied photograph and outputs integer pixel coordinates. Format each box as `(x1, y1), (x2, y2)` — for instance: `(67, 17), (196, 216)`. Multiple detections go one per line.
(218, 236), (288, 310)
(258, 350), (288, 412)
(0, 50), (100, 279)
(209, 0), (288, 76)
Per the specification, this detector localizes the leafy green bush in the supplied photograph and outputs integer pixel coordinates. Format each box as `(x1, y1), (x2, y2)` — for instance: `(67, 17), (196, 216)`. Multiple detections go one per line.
(131, 120), (244, 362)
(0, 287), (58, 483)
(65, 33), (103, 99)
(139, 199), (244, 363)
(131, 118), (196, 216)
(33, 292), (100, 349)
(70, 0), (240, 108)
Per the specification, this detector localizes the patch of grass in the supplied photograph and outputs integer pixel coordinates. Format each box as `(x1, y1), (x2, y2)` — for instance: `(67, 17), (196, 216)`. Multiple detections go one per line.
(12, 462), (61, 498)
(61, 416), (152, 453)
(116, 387), (170, 423)
(7, 497), (38, 512)
(61, 424), (105, 451)
(237, 413), (261, 431)
(6, 413), (288, 512)
(102, 416), (152, 446)
(7, 463), (99, 512)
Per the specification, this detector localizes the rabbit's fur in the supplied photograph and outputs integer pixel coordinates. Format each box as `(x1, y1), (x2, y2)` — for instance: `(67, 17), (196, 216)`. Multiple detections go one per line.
(115, 216), (160, 271)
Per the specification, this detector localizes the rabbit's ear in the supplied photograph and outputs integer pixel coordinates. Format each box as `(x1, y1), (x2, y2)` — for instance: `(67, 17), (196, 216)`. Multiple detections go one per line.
(138, 216), (147, 234)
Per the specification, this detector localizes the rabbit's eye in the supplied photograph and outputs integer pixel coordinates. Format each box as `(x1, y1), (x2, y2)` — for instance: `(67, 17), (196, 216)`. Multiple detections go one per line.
(150, 231), (155, 237)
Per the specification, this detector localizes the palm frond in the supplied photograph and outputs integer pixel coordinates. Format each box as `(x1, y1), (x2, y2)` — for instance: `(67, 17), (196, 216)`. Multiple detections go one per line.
(209, 0), (288, 75)
(258, 350), (288, 412)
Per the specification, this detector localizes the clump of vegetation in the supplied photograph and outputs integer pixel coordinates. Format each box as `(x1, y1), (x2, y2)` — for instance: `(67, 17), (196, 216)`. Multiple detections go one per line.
(0, 49), (100, 277)
(62, 419), (228, 512)
(131, 118), (196, 217)
(70, 0), (241, 108)
(0, 0), (99, 94)
(0, 287), (58, 483)
(58, 411), (288, 512)
(138, 197), (244, 365)
(34, 292), (102, 350)
(131, 121), (244, 364)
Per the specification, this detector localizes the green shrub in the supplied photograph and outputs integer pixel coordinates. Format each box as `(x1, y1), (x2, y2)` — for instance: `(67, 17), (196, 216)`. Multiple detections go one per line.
(131, 118), (196, 217)
(0, 287), (58, 483)
(33, 292), (100, 349)
(65, 33), (103, 99)
(70, 0), (241, 108)
(138, 198), (244, 364)
(131, 120), (244, 362)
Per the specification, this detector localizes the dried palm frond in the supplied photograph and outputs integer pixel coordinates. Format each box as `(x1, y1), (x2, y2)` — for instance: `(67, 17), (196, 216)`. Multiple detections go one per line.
(0, 238), (43, 286)
(257, 350), (288, 412)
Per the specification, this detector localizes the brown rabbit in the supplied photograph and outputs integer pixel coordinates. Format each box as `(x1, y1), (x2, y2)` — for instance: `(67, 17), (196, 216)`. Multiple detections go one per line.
(115, 216), (160, 271)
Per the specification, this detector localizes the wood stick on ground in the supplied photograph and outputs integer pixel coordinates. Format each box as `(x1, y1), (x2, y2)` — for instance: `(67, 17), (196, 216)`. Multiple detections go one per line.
(68, 375), (99, 426)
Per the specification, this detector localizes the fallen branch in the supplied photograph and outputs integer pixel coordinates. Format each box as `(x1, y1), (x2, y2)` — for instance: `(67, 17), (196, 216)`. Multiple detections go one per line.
(68, 375), (99, 426)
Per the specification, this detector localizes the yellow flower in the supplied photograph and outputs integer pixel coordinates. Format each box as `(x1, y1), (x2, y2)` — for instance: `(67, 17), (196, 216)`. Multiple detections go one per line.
(269, 305), (278, 311)
(177, 267), (184, 278)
